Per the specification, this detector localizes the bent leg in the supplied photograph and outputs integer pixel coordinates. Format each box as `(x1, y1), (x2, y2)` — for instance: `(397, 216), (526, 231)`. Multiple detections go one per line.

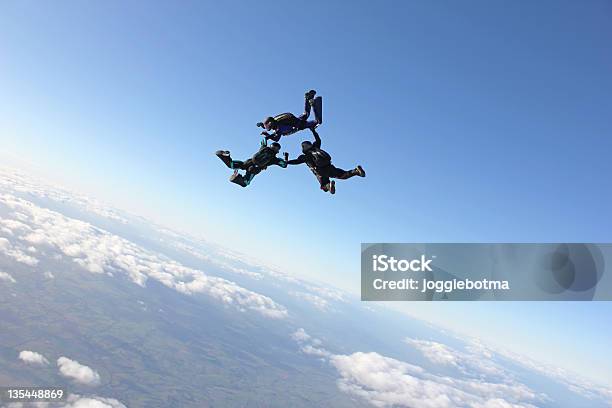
(305, 120), (318, 131)
(229, 166), (258, 188)
(234, 159), (256, 170)
(231, 160), (247, 170)
(229, 172), (248, 187)
(216, 151), (233, 168)
(300, 90), (315, 120)
(239, 165), (261, 187)
(318, 174), (331, 191)
(311, 96), (322, 124)
(312, 168), (332, 192)
(216, 151), (251, 171)
(243, 172), (256, 186)
(330, 165), (361, 180)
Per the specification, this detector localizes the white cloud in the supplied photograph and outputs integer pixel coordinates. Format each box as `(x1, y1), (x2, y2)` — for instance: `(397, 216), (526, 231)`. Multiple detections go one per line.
(288, 280), (349, 312)
(291, 328), (311, 343)
(0, 192), (287, 319)
(291, 328), (330, 359)
(168, 240), (264, 280)
(0, 167), (130, 225)
(290, 332), (543, 408)
(471, 399), (535, 408)
(289, 291), (330, 311)
(330, 352), (540, 408)
(302, 284), (346, 303)
(0, 271), (16, 283)
(62, 394), (127, 408)
(408, 335), (612, 407)
(0, 236), (38, 266)
(18, 350), (49, 365)
(488, 344), (612, 405)
(301, 344), (332, 358)
(405, 338), (508, 381)
(57, 357), (101, 386)
(405, 338), (460, 367)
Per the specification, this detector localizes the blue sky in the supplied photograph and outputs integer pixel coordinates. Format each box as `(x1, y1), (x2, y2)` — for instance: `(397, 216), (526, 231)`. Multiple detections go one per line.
(1, 0), (611, 386)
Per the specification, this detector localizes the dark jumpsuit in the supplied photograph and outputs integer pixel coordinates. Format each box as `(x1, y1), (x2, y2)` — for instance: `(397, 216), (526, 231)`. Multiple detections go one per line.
(265, 97), (318, 142)
(218, 143), (287, 186)
(287, 130), (359, 189)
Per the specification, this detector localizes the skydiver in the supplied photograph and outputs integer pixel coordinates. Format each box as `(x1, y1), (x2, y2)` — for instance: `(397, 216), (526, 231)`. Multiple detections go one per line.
(216, 140), (288, 187)
(286, 129), (365, 194)
(257, 89), (322, 142)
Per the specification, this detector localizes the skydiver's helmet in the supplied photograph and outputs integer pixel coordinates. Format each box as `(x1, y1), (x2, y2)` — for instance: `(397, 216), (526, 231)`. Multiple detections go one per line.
(263, 116), (277, 131)
(301, 141), (313, 153)
(270, 142), (281, 153)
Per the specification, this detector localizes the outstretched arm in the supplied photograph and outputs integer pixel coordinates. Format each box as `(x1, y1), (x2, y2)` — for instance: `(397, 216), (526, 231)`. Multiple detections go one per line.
(287, 154), (306, 165)
(269, 156), (288, 168)
(311, 128), (321, 148)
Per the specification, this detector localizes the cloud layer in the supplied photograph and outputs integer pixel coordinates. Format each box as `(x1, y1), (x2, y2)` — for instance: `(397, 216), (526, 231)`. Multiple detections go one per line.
(0, 191), (287, 319)
(0, 167), (354, 320)
(292, 329), (544, 408)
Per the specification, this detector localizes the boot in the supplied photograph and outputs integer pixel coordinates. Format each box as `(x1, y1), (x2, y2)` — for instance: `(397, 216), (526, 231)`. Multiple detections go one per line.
(229, 172), (248, 187)
(216, 151), (232, 168)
